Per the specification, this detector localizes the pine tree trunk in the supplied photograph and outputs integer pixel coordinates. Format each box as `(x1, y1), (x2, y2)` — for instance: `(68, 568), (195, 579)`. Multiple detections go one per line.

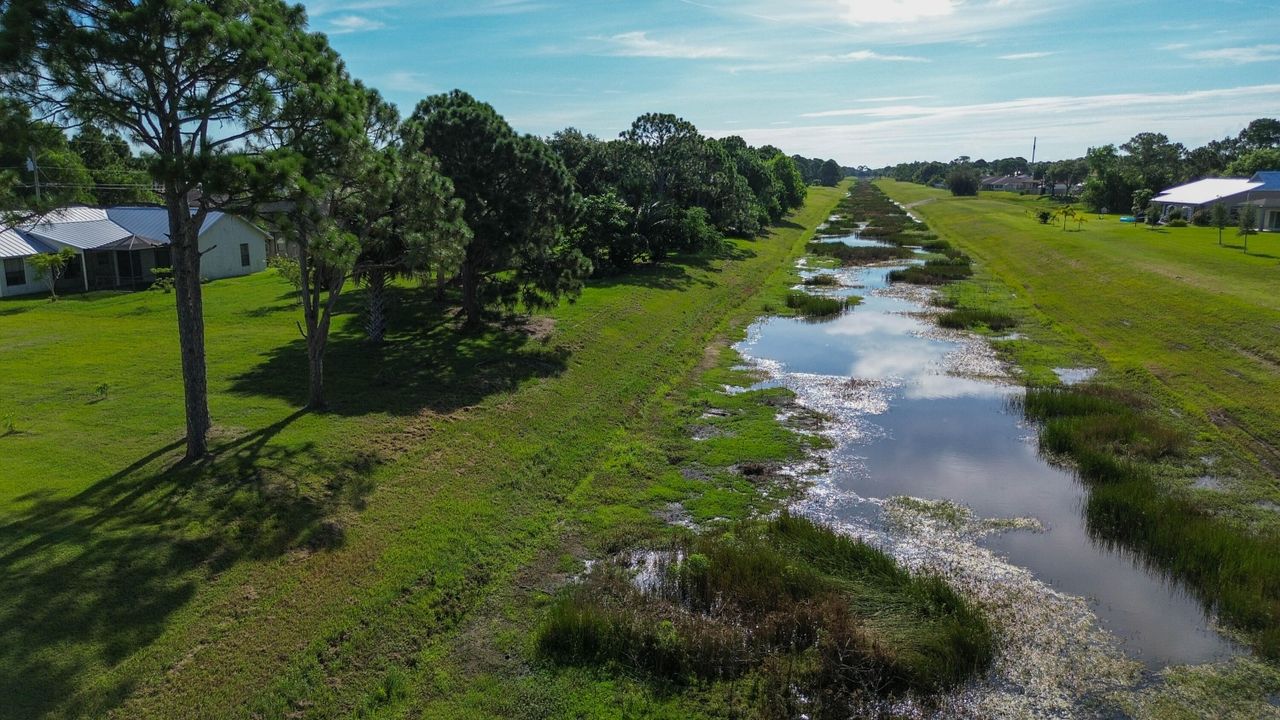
(364, 269), (387, 343)
(434, 265), (446, 300)
(461, 257), (481, 328)
(167, 192), (211, 460)
(307, 332), (326, 410)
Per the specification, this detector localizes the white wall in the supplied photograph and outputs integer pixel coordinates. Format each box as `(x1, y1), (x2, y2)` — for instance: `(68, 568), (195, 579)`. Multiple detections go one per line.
(0, 257), (45, 298)
(197, 215), (269, 280)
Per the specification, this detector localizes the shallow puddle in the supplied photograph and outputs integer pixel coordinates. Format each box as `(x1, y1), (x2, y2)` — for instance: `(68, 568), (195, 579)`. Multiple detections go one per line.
(736, 234), (1242, 714)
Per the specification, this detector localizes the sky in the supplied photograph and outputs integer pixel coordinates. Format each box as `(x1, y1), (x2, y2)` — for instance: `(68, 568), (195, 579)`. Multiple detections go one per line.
(300, 0), (1280, 166)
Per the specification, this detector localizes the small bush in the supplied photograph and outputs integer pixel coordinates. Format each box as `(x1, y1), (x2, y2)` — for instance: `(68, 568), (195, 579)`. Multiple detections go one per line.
(1167, 219), (1188, 228)
(1191, 209), (1210, 226)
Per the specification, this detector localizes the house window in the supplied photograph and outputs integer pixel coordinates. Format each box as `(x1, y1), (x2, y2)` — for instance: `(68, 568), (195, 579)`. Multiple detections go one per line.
(239, 243), (251, 267)
(154, 247), (171, 268)
(3, 258), (25, 286)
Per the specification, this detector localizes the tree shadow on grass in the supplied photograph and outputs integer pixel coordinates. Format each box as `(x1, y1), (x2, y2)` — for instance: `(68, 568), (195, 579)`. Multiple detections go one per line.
(228, 285), (570, 416)
(0, 409), (380, 719)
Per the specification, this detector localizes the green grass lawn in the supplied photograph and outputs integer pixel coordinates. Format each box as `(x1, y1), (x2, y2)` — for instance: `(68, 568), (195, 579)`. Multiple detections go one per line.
(0, 184), (852, 718)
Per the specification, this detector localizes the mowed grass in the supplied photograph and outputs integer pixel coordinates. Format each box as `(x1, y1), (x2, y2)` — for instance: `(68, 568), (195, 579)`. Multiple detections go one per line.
(877, 178), (1280, 655)
(0, 184), (849, 719)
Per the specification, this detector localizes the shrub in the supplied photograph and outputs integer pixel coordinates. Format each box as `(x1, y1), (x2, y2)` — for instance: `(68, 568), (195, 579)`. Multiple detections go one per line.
(1167, 209), (1184, 222)
(1167, 219), (1188, 228)
(946, 168), (979, 197)
(1190, 209), (1210, 226)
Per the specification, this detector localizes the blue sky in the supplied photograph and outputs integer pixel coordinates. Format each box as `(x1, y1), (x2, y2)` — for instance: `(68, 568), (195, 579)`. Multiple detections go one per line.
(301, 0), (1280, 166)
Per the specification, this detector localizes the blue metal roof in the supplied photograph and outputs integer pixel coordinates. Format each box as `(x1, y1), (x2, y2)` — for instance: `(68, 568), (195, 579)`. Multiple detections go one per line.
(1249, 171), (1280, 192)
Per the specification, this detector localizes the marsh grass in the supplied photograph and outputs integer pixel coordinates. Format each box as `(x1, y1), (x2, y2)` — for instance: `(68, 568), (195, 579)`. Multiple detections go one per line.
(538, 513), (993, 714)
(803, 273), (840, 287)
(1017, 385), (1280, 658)
(806, 242), (914, 265)
(936, 308), (1018, 332)
(786, 290), (849, 317)
(888, 257), (974, 285)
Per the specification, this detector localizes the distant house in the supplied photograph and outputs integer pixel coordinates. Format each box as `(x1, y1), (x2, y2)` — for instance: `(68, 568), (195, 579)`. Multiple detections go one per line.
(0, 206), (269, 298)
(1151, 171), (1280, 230)
(980, 173), (1039, 193)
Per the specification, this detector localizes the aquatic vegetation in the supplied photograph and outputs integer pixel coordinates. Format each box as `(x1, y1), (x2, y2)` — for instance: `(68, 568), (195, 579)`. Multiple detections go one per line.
(937, 308), (1018, 332)
(888, 257), (974, 285)
(806, 241), (914, 265)
(786, 290), (851, 317)
(803, 273), (840, 287)
(538, 512), (993, 713)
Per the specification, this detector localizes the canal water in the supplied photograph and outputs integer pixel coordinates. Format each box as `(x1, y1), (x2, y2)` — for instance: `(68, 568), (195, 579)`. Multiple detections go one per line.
(735, 232), (1240, 714)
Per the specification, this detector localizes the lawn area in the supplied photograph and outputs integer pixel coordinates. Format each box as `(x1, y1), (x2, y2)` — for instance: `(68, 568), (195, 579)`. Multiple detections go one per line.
(0, 185), (849, 718)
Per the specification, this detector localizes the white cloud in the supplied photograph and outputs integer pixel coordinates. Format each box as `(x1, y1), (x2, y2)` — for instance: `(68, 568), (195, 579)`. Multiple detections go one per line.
(717, 84), (1280, 166)
(829, 49), (929, 62)
(327, 15), (385, 34)
(1186, 44), (1280, 64)
(730, 0), (1053, 44)
(997, 51), (1055, 60)
(381, 71), (436, 95)
(601, 31), (737, 59)
(837, 0), (956, 24)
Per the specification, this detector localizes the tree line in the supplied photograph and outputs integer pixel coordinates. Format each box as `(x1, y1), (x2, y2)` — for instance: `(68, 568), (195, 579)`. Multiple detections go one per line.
(0, 0), (814, 459)
(874, 118), (1280, 210)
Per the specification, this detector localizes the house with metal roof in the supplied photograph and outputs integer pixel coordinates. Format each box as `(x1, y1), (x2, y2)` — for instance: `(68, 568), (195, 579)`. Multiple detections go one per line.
(1, 206), (269, 298)
(1151, 171), (1280, 230)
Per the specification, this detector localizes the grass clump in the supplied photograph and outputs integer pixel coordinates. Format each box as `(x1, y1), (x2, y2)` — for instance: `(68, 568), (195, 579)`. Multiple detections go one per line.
(538, 513), (993, 716)
(803, 273), (840, 287)
(786, 290), (849, 318)
(888, 257), (974, 285)
(807, 241), (914, 266)
(937, 308), (1018, 332)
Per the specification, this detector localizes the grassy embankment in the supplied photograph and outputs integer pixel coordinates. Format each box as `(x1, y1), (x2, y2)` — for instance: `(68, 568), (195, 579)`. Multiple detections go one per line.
(876, 179), (1280, 660)
(0, 180), (987, 718)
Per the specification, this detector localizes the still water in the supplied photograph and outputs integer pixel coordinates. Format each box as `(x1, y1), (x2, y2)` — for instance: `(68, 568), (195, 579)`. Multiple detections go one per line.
(736, 238), (1239, 672)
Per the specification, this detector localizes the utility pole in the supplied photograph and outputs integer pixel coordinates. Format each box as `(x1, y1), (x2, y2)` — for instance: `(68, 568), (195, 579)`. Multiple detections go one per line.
(25, 145), (40, 202)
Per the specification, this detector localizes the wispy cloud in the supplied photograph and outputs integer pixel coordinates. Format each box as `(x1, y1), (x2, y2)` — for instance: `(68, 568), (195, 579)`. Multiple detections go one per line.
(825, 49), (929, 62)
(998, 51), (1055, 60)
(723, 84), (1280, 166)
(729, 0), (1054, 44)
(1186, 44), (1280, 64)
(381, 71), (437, 95)
(327, 15), (385, 34)
(600, 31), (737, 59)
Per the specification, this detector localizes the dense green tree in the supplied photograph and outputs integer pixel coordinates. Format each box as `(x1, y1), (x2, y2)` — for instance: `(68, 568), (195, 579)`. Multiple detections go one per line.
(0, 0), (357, 458)
(69, 126), (154, 205)
(1225, 148), (1280, 177)
(1236, 118), (1280, 151)
(1081, 145), (1139, 212)
(818, 159), (842, 186)
(769, 153), (807, 209)
(571, 191), (644, 274)
(0, 98), (93, 208)
(1120, 132), (1186, 192)
(947, 168), (979, 196)
(405, 90), (588, 327)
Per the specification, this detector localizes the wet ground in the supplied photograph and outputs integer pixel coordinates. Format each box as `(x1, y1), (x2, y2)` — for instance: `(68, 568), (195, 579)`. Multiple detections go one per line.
(734, 235), (1242, 716)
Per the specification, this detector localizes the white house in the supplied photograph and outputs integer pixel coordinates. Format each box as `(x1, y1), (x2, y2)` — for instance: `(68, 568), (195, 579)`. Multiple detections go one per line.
(1151, 171), (1280, 230)
(0, 206), (269, 298)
